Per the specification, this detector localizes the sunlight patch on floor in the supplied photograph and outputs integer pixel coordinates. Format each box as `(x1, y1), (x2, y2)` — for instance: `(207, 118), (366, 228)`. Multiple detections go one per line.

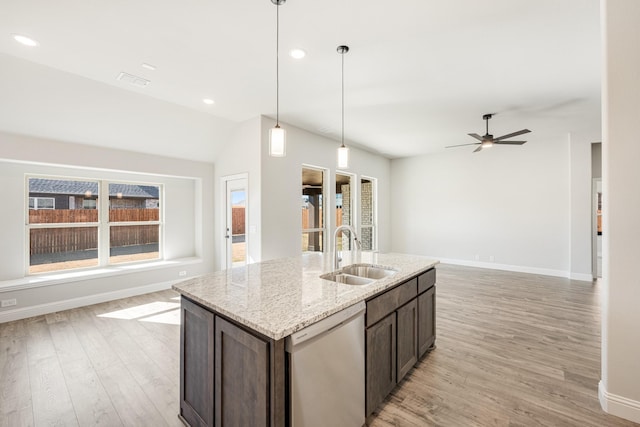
(97, 301), (179, 323)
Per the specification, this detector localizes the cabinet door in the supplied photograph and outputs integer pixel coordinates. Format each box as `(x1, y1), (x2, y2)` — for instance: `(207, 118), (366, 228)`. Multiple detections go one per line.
(215, 317), (270, 427)
(180, 297), (215, 427)
(366, 313), (396, 416)
(418, 286), (436, 358)
(397, 299), (418, 381)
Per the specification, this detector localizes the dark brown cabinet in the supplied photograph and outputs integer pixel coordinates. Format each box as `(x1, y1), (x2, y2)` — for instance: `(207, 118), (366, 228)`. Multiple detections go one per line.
(180, 297), (215, 427)
(215, 317), (270, 427)
(396, 299), (418, 381)
(418, 285), (436, 358)
(365, 312), (396, 416)
(365, 268), (436, 417)
(180, 297), (285, 427)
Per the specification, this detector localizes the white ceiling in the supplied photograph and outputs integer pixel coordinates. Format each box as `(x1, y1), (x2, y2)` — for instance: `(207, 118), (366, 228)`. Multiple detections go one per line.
(0, 0), (602, 159)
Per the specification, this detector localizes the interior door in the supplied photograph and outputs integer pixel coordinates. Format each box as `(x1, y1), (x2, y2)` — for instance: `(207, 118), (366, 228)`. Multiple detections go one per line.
(224, 177), (248, 269)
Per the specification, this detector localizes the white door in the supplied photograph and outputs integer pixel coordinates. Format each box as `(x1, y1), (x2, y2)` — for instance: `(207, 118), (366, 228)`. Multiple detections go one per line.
(224, 177), (248, 269)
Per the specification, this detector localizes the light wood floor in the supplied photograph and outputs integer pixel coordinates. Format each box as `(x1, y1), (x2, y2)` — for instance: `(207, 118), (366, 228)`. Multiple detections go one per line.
(1, 264), (638, 426)
(370, 264), (638, 427)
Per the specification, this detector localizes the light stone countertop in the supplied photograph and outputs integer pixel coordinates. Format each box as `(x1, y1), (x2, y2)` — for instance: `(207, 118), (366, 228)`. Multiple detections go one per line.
(172, 252), (439, 340)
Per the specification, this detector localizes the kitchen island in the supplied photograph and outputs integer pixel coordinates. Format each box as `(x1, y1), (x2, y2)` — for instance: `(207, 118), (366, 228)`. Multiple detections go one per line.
(173, 252), (438, 427)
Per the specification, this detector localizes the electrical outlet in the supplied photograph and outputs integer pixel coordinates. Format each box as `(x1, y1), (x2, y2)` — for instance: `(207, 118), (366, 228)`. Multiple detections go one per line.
(178, 270), (187, 277)
(1, 298), (17, 308)
(489, 255), (495, 262)
(474, 254), (480, 261)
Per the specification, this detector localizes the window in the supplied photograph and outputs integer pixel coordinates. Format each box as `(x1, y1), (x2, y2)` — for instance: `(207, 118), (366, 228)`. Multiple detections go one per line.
(27, 176), (162, 274)
(108, 183), (160, 264)
(29, 197), (55, 210)
(302, 167), (325, 252)
(360, 177), (376, 251)
(335, 172), (353, 251)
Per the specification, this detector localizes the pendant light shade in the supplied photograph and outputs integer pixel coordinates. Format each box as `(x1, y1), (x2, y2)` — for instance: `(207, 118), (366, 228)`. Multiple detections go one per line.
(269, 0), (286, 157)
(337, 144), (350, 169)
(270, 125), (286, 157)
(337, 45), (350, 169)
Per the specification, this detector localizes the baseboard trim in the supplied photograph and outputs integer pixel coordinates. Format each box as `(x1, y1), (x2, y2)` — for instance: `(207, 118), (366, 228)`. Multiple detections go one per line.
(435, 257), (575, 279)
(599, 380), (640, 423)
(570, 272), (594, 282)
(0, 281), (176, 323)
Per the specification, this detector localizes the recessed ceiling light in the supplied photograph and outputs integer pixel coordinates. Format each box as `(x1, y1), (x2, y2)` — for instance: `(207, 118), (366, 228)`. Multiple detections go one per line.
(141, 63), (156, 71)
(12, 34), (39, 47)
(203, 98), (215, 105)
(289, 48), (306, 59)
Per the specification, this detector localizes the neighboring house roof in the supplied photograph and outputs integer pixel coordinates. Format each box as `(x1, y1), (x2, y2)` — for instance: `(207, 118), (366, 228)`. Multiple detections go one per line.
(29, 179), (159, 199)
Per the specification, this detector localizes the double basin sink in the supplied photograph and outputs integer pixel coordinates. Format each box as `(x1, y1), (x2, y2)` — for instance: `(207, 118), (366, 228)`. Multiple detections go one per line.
(320, 264), (397, 286)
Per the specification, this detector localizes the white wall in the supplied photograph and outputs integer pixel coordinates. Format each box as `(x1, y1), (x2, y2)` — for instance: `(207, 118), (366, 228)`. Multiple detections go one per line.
(0, 131), (215, 319)
(599, 0), (640, 422)
(390, 136), (573, 276)
(0, 53), (235, 163)
(260, 117), (391, 261)
(212, 117), (262, 270)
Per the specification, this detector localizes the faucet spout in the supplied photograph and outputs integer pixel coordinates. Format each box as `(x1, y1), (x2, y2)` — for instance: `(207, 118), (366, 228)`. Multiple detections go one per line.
(334, 225), (360, 270)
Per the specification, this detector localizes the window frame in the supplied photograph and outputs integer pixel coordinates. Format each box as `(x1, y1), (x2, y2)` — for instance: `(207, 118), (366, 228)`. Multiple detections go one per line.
(25, 175), (163, 275)
(301, 165), (327, 253)
(29, 196), (55, 210)
(359, 176), (378, 252)
(106, 180), (163, 266)
(335, 171), (355, 251)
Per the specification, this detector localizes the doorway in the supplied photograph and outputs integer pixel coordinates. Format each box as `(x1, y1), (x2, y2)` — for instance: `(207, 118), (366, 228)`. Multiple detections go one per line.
(222, 175), (248, 269)
(591, 142), (602, 280)
(592, 178), (602, 279)
(302, 166), (325, 252)
(335, 172), (354, 250)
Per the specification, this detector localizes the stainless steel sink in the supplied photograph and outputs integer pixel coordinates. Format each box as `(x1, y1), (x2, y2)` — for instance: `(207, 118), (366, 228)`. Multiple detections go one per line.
(320, 264), (397, 285)
(319, 272), (374, 286)
(341, 264), (397, 280)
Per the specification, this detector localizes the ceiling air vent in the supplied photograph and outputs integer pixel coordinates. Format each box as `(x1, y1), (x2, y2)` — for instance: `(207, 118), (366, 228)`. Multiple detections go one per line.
(116, 72), (150, 87)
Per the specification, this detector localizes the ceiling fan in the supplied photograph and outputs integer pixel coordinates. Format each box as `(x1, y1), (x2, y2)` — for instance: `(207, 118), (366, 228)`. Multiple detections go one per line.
(447, 114), (531, 153)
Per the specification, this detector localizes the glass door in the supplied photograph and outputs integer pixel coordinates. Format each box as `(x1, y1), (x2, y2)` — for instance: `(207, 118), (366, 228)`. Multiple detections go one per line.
(225, 177), (248, 269)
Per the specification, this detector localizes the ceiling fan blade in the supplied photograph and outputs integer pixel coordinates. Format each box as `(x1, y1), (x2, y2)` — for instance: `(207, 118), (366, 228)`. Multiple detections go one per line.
(446, 143), (481, 148)
(468, 133), (483, 141)
(473, 145), (483, 153)
(494, 141), (527, 145)
(494, 129), (531, 141)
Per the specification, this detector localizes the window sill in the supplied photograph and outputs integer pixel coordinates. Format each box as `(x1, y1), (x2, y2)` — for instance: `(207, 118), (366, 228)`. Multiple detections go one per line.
(0, 257), (202, 292)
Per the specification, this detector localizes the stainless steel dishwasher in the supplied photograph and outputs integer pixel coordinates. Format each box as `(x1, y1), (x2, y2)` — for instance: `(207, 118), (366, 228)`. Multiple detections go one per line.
(286, 301), (366, 427)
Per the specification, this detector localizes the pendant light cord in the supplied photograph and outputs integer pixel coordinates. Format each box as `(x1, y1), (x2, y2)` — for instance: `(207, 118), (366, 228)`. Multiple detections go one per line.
(276, 3), (280, 126)
(341, 49), (345, 147)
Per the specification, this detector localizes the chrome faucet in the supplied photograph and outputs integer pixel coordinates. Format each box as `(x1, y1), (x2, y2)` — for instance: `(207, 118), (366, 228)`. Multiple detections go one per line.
(334, 225), (362, 270)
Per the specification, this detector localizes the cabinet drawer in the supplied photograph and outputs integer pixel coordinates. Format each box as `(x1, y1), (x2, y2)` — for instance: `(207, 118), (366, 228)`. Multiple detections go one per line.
(367, 278), (417, 327)
(418, 268), (436, 294)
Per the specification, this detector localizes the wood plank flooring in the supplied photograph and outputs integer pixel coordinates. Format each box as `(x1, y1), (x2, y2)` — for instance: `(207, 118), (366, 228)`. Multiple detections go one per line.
(0, 264), (638, 426)
(370, 264), (638, 427)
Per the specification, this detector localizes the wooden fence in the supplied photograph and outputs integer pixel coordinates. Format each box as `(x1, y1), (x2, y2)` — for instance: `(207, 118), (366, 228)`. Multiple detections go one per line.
(29, 209), (159, 255)
(29, 208), (159, 223)
(232, 207), (245, 235)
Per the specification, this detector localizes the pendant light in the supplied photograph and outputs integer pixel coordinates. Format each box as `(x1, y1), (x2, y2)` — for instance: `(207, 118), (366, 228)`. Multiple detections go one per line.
(337, 45), (350, 169)
(269, 0), (286, 157)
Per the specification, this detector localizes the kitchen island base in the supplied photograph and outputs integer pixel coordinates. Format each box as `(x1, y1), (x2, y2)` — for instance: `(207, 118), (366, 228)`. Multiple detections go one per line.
(173, 253), (438, 426)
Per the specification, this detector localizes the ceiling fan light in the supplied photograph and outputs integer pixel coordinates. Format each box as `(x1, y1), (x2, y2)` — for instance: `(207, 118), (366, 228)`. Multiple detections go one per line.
(269, 125), (286, 157)
(337, 144), (350, 169)
(483, 141), (493, 148)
